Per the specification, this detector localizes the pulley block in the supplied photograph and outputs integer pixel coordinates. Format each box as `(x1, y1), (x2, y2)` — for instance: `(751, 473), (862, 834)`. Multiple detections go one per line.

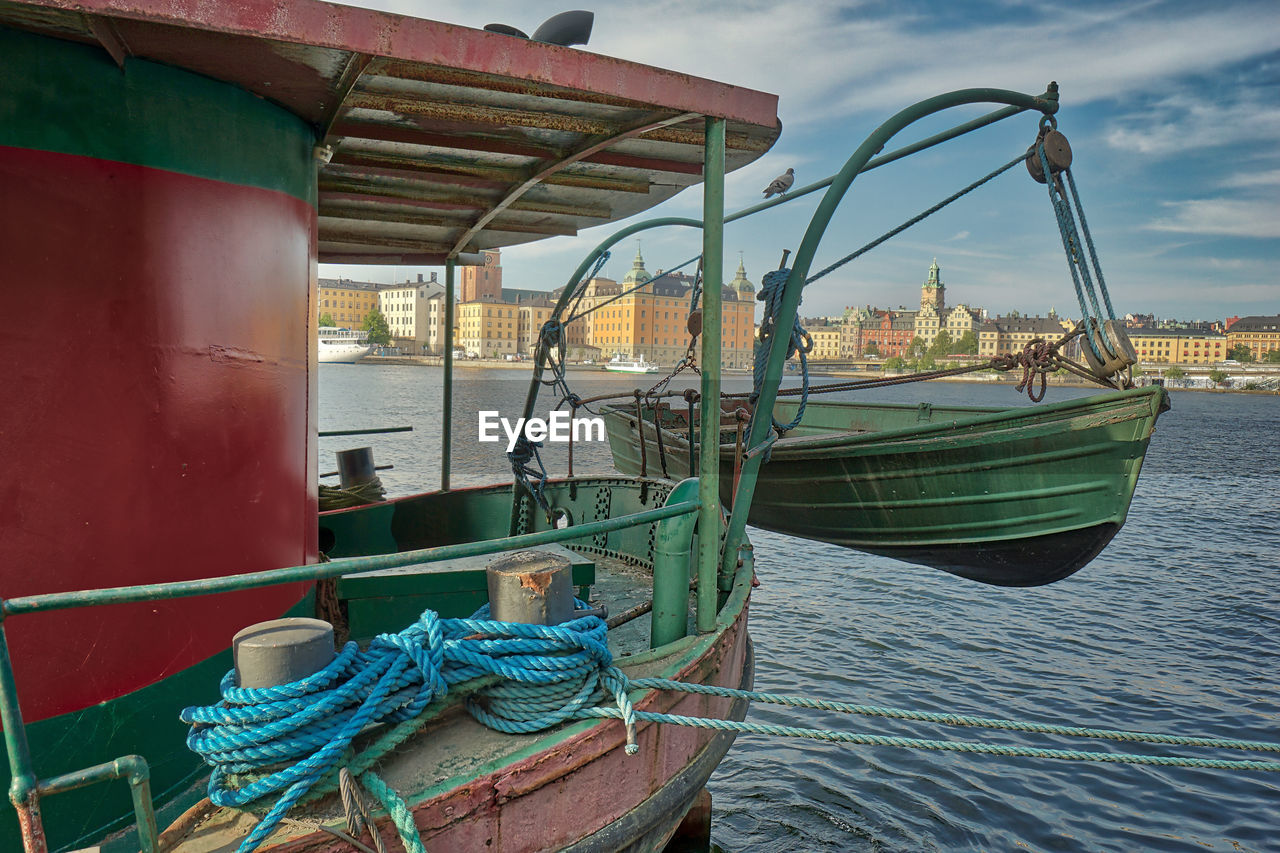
(1026, 129), (1073, 184)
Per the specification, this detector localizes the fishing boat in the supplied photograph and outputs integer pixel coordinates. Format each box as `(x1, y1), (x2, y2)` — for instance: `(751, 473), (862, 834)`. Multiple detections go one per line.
(600, 386), (1169, 587)
(317, 327), (373, 363)
(606, 354), (661, 374)
(0, 1), (781, 850)
(1, 0), (1116, 846)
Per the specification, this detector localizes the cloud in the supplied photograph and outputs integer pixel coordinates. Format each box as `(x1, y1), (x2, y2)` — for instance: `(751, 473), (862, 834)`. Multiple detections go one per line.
(1105, 91), (1280, 157)
(1145, 198), (1280, 238)
(946, 230), (971, 242)
(1219, 168), (1280, 189)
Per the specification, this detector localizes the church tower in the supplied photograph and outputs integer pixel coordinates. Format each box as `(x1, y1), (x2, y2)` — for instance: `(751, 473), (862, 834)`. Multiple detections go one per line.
(920, 258), (945, 311)
(623, 245), (651, 287)
(729, 256), (755, 296)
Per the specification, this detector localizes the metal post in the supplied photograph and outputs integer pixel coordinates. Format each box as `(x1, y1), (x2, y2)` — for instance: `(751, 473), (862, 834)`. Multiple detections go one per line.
(0, 619), (43, 853)
(442, 258), (455, 491)
(696, 117), (725, 634)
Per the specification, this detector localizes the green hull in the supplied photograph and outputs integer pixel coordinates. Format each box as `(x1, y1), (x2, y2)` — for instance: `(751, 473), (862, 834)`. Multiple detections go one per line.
(602, 387), (1170, 586)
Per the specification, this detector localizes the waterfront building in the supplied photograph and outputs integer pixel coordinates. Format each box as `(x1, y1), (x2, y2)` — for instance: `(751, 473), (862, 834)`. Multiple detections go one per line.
(806, 321), (841, 360)
(458, 249), (503, 303)
(912, 260), (953, 347)
(457, 298), (520, 358)
(1129, 327), (1228, 365)
(561, 249), (756, 369)
(977, 314), (1069, 357)
(841, 306), (916, 357)
(379, 274), (445, 355)
(516, 295), (555, 357)
(318, 277), (383, 327)
(1225, 315), (1280, 360)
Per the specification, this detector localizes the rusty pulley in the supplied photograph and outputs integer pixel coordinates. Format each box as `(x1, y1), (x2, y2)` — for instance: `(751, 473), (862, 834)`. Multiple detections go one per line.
(1026, 128), (1073, 184)
(686, 308), (703, 338)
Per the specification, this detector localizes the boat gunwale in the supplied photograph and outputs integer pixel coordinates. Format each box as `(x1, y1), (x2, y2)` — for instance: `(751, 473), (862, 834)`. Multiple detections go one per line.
(602, 386), (1168, 460)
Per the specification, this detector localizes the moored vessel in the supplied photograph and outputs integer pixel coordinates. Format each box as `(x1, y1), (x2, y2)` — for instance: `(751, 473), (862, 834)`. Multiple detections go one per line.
(317, 327), (373, 363)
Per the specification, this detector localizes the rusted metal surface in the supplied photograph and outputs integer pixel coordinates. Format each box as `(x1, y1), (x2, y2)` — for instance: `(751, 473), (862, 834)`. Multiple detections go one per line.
(1, 0), (781, 263)
(15, 790), (47, 853)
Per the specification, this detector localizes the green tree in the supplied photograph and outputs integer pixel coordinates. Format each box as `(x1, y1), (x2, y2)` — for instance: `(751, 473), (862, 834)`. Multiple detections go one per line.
(361, 307), (391, 345)
(926, 330), (953, 358)
(1263, 350), (1280, 364)
(916, 353), (937, 371)
(1207, 368), (1227, 387)
(1163, 366), (1187, 380)
(953, 330), (978, 355)
(863, 341), (881, 357)
(318, 312), (335, 327)
(907, 336), (927, 358)
(1225, 343), (1254, 363)
(883, 355), (906, 370)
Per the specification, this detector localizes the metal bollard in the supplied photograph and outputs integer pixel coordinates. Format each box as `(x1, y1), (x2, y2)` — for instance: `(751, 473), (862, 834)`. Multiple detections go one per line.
(233, 618), (335, 688)
(486, 550), (575, 626)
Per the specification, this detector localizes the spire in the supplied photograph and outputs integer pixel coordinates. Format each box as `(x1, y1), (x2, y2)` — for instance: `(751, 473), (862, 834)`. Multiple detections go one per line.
(622, 243), (650, 285)
(925, 258), (941, 287)
(730, 254), (754, 294)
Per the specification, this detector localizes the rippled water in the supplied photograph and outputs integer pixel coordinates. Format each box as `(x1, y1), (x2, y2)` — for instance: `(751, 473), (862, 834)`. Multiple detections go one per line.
(320, 364), (1280, 852)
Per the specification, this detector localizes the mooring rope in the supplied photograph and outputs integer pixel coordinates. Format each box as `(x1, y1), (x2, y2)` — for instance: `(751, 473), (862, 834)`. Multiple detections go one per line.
(181, 606), (634, 853)
(184, 601), (1280, 853)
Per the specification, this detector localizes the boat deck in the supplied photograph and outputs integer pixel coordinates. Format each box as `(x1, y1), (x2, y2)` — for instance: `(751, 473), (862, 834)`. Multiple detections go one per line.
(168, 551), (712, 852)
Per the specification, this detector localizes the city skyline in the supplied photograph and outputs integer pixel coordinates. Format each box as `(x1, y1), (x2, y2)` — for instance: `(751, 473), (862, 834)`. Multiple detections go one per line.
(322, 0), (1280, 321)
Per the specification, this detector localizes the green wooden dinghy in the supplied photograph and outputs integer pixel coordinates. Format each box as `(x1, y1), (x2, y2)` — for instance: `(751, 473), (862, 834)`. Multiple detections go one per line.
(601, 386), (1170, 587)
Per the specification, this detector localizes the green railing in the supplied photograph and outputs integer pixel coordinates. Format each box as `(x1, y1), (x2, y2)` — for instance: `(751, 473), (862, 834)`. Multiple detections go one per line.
(0, 496), (699, 853)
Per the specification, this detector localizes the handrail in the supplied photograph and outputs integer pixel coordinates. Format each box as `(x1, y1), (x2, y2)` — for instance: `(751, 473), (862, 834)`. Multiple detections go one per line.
(0, 496), (699, 853)
(1, 501), (698, 617)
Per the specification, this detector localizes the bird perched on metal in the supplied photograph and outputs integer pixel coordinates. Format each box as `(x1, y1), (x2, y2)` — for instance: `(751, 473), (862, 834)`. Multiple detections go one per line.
(762, 168), (794, 198)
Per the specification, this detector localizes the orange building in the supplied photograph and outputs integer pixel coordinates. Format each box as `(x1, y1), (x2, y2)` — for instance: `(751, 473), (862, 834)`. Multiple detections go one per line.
(569, 249), (757, 369)
(1130, 328), (1228, 364)
(1225, 315), (1280, 360)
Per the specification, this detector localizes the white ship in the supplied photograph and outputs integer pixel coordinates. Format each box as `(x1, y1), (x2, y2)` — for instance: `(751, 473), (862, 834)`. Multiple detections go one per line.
(604, 354), (659, 374)
(318, 326), (373, 363)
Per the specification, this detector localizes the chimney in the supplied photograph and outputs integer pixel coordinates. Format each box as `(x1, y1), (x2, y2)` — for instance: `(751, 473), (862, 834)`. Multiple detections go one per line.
(417, 273), (424, 283)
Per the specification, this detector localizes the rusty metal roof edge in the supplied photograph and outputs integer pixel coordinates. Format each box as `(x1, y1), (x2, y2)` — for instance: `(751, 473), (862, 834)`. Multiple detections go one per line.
(22, 0), (781, 129)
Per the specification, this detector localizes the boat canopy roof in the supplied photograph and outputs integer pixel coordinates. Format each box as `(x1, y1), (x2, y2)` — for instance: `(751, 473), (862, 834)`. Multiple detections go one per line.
(1, 0), (781, 264)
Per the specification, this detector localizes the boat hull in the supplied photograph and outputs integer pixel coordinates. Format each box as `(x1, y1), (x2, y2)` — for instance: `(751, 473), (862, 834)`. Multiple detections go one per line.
(603, 387), (1170, 586)
(317, 343), (373, 363)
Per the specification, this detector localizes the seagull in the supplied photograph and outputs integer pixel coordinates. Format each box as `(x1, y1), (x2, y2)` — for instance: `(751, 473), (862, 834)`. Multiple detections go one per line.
(762, 168), (794, 198)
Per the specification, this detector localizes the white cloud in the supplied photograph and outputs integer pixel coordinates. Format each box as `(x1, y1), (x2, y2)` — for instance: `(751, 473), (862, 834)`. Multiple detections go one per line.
(946, 230), (971, 242)
(1145, 198), (1280, 238)
(1105, 92), (1280, 157)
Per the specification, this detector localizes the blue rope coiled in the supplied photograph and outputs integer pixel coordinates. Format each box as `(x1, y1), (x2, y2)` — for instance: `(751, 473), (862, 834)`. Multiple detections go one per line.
(181, 607), (633, 853)
(753, 267), (811, 436)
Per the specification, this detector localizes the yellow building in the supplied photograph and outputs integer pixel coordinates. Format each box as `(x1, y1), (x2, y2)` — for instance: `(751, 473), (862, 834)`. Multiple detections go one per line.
(977, 314), (1070, 357)
(517, 299), (555, 357)
(1226, 315), (1280, 360)
(569, 250), (756, 369)
(318, 278), (381, 327)
(808, 324), (842, 361)
(457, 299), (520, 358)
(1130, 328), (1228, 364)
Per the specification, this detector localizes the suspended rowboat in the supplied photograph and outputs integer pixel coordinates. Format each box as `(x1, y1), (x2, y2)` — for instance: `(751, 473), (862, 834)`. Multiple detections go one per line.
(601, 386), (1170, 586)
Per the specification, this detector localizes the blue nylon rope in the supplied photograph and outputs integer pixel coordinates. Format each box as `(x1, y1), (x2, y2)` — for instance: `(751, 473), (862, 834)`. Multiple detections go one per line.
(181, 606), (632, 853)
(753, 268), (811, 436)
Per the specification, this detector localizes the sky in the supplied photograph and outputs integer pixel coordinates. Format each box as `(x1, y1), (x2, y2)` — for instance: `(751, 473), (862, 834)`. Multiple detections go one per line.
(321, 0), (1280, 323)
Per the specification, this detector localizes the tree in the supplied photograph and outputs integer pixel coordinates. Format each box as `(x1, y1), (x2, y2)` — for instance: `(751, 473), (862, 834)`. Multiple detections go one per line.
(361, 307), (391, 345)
(926, 330), (953, 358)
(1263, 350), (1280, 364)
(1163, 366), (1186, 380)
(953, 330), (978, 355)
(1225, 343), (1254, 363)
(318, 312), (335, 327)
(916, 353), (937, 371)
(863, 341), (881, 357)
(883, 355), (906, 370)
(907, 336), (927, 358)
(1207, 369), (1227, 387)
